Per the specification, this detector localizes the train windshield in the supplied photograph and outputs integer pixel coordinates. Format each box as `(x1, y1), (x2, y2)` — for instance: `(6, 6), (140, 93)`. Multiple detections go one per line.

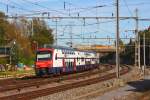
(37, 51), (52, 61)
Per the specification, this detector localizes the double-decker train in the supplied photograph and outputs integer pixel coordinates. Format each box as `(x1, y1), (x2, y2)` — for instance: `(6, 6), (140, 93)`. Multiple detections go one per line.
(35, 46), (99, 76)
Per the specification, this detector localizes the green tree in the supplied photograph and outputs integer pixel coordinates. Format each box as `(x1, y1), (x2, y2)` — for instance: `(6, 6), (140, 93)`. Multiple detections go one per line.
(114, 39), (124, 45)
(120, 27), (150, 65)
(0, 12), (9, 46)
(120, 38), (135, 64)
(30, 18), (54, 47)
(139, 28), (150, 65)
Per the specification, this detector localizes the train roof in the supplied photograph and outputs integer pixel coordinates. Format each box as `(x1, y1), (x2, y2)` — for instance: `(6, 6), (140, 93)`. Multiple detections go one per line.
(39, 45), (97, 54)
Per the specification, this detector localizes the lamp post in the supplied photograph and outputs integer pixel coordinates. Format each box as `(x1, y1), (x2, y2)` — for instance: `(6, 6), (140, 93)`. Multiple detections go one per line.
(33, 41), (38, 50)
(9, 40), (16, 65)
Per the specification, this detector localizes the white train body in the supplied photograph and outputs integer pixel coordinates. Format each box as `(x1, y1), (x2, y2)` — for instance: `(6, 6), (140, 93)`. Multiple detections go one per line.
(35, 46), (99, 75)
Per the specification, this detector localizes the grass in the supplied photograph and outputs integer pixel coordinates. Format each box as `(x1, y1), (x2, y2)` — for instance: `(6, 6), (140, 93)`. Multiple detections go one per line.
(0, 68), (35, 78)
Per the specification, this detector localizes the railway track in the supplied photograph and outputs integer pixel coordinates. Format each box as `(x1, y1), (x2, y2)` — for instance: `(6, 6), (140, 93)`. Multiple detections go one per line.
(0, 65), (113, 92)
(140, 91), (150, 100)
(0, 65), (130, 100)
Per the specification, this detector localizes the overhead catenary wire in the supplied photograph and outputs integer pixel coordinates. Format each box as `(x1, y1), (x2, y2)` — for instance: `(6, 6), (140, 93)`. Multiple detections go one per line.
(0, 1), (41, 13)
(22, 0), (70, 16)
(1, 0), (150, 47)
(123, 0), (134, 17)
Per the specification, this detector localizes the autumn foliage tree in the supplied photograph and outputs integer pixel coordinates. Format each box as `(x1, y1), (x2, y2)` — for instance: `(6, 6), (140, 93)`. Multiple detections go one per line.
(0, 12), (54, 65)
(0, 12), (9, 45)
(30, 18), (54, 48)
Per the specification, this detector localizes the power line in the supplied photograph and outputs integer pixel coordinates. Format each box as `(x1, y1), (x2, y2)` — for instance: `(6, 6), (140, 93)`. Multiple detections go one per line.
(0, 1), (40, 13)
(124, 2), (150, 6)
(123, 0), (134, 17)
(62, 1), (109, 13)
(57, 37), (135, 39)
(2, 16), (137, 19)
(66, 5), (107, 14)
(22, 0), (69, 16)
(47, 20), (115, 27)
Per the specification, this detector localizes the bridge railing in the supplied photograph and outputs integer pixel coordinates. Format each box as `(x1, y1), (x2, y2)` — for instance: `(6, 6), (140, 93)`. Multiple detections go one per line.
(0, 47), (10, 55)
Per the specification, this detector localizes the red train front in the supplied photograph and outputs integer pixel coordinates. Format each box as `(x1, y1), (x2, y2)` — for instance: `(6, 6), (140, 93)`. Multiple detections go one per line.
(35, 48), (53, 76)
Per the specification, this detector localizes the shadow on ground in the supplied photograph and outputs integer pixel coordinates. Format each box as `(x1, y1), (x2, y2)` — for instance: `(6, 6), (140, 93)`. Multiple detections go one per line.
(127, 79), (150, 92)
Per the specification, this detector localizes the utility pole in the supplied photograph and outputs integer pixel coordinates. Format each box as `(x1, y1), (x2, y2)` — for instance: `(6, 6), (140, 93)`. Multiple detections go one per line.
(31, 19), (34, 36)
(135, 9), (141, 69)
(138, 35), (141, 68)
(149, 42), (150, 66)
(69, 22), (73, 47)
(135, 9), (138, 67)
(143, 32), (146, 76)
(53, 18), (58, 46)
(54, 19), (58, 46)
(116, 0), (120, 78)
(135, 9), (141, 68)
(52, 18), (60, 46)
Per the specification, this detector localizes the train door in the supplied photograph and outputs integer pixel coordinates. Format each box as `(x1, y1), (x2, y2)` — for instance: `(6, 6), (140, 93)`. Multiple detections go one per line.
(62, 58), (66, 72)
(73, 58), (76, 71)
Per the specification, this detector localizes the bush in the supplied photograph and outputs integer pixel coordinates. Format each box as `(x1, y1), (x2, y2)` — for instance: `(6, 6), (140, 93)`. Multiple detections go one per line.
(19, 57), (34, 66)
(0, 58), (8, 64)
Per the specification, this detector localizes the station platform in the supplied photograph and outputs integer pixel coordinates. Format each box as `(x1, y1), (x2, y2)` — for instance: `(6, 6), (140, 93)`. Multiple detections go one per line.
(94, 75), (150, 100)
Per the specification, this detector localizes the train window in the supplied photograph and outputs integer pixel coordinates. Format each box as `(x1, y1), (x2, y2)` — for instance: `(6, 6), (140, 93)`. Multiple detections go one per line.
(68, 62), (69, 67)
(55, 53), (57, 60)
(70, 62), (72, 67)
(64, 50), (66, 54)
(66, 62), (68, 67)
(66, 50), (68, 54)
(69, 62), (70, 67)
(71, 62), (73, 67)
(37, 51), (52, 61)
(77, 57), (79, 61)
(81, 57), (84, 61)
(66, 62), (67, 67)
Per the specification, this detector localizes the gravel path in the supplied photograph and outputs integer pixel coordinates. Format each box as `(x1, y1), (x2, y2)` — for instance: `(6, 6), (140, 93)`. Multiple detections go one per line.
(33, 67), (150, 100)
(94, 75), (150, 100)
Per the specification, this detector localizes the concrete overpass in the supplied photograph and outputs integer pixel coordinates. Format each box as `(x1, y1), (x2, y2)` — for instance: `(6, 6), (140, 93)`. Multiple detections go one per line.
(75, 45), (116, 53)
(0, 46), (10, 58)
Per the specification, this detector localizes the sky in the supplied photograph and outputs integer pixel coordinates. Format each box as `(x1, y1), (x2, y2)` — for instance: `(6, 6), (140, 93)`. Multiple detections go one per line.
(0, 0), (150, 47)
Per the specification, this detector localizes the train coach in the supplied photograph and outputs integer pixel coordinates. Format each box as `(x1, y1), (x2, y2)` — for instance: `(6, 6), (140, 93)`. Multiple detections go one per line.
(35, 46), (99, 76)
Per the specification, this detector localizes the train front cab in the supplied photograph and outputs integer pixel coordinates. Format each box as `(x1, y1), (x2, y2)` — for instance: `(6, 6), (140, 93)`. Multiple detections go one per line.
(35, 49), (53, 76)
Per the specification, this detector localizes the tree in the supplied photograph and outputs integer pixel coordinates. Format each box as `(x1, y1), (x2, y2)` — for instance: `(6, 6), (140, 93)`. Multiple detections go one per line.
(120, 26), (150, 65)
(139, 28), (150, 65)
(0, 12), (54, 65)
(30, 18), (54, 47)
(0, 12), (9, 46)
(120, 38), (135, 64)
(114, 39), (124, 47)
